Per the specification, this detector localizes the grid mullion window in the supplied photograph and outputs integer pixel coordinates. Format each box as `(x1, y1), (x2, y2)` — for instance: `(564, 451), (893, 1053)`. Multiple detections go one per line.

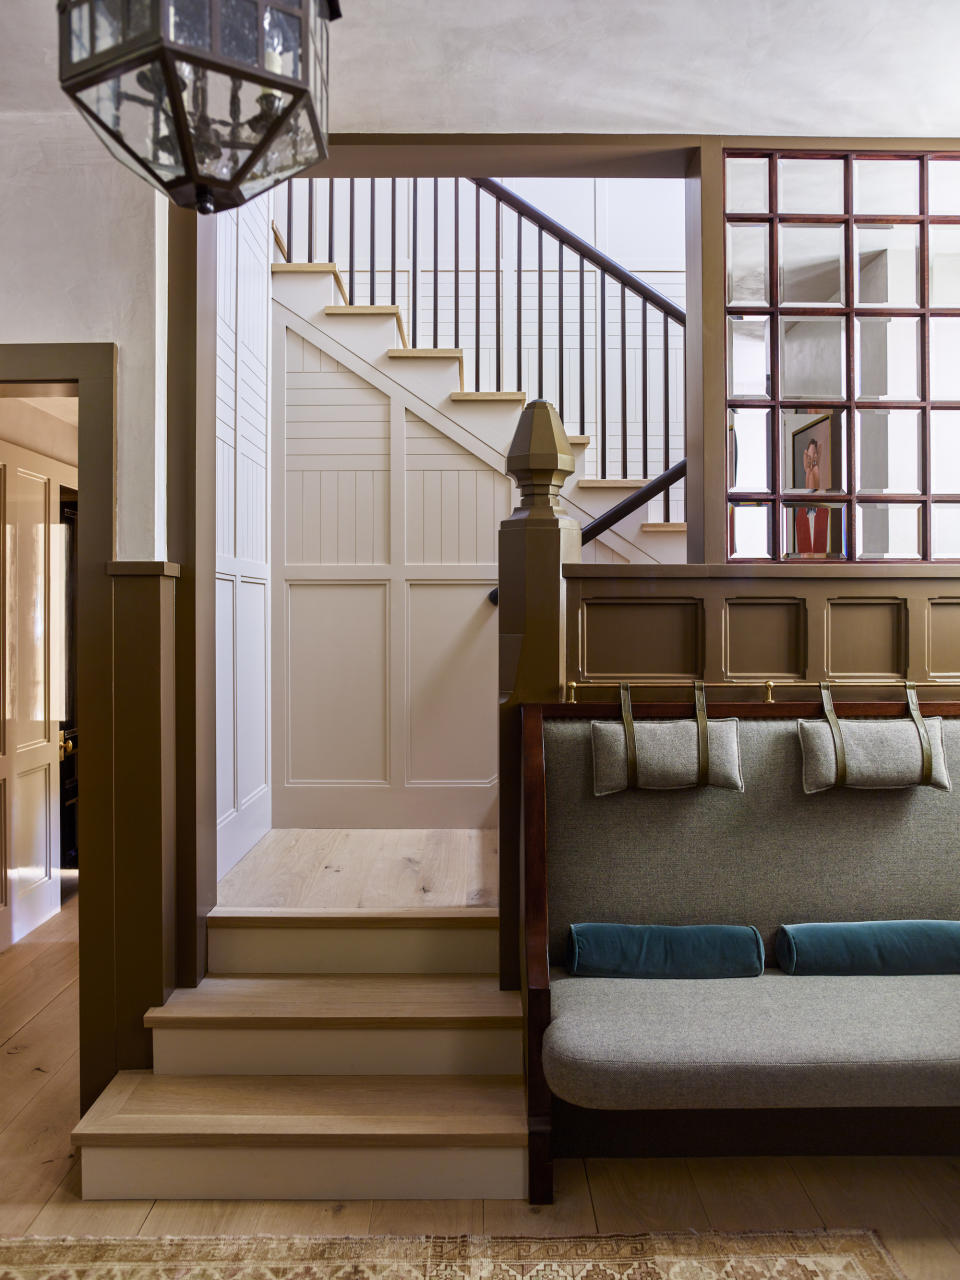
(725, 147), (960, 563)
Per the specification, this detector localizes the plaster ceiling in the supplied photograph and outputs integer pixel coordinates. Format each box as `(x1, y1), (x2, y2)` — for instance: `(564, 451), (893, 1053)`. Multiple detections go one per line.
(3, 0), (959, 139)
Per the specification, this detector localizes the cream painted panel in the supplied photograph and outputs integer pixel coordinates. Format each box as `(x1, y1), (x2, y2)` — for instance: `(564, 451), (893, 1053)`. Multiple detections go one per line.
(407, 583), (497, 784)
(215, 576), (237, 823)
(286, 582), (388, 784)
(12, 764), (48, 890)
(215, 438), (235, 559)
(16, 470), (48, 751)
(237, 577), (268, 805)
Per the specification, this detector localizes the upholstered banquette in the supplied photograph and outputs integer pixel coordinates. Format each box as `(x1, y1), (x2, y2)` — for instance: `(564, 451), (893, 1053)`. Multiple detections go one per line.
(521, 701), (960, 1202)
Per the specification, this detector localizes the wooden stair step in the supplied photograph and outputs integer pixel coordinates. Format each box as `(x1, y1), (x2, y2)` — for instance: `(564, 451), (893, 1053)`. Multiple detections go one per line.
(206, 906), (499, 926)
(145, 974), (522, 1029)
(323, 304), (408, 348)
(73, 1071), (527, 1148)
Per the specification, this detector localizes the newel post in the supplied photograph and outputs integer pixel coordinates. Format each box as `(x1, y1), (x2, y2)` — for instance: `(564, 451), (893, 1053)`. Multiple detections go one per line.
(498, 401), (580, 988)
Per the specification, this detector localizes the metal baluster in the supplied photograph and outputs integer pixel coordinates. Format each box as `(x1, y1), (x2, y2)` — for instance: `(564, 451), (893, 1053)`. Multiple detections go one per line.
(557, 239), (564, 422)
(641, 300), (648, 482)
(453, 179), (460, 350)
(495, 200), (502, 392)
(516, 214), (522, 393)
(620, 284), (627, 480)
(390, 178), (396, 306)
(307, 178), (314, 263)
(348, 177), (355, 304)
(327, 178), (335, 262)
(433, 177), (439, 348)
(663, 314), (671, 521)
(412, 177), (418, 347)
(600, 273), (607, 478)
(537, 227), (544, 400)
(369, 178), (376, 304)
(286, 180), (293, 261)
(475, 182), (481, 391)
(579, 257), (585, 437)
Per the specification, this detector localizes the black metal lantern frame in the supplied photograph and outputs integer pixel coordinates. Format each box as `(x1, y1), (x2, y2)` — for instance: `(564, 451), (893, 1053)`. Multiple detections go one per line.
(58, 0), (340, 213)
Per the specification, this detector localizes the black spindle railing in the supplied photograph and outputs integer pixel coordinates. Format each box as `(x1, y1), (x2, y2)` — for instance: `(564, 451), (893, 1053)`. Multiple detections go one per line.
(283, 175), (687, 519)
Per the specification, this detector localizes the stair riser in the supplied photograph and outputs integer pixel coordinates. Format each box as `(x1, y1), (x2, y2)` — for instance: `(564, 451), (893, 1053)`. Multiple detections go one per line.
(320, 314), (402, 361)
(378, 355), (461, 399)
(272, 270), (342, 323)
(207, 925), (499, 975)
(443, 401), (524, 455)
(80, 1145), (527, 1200)
(152, 1027), (522, 1075)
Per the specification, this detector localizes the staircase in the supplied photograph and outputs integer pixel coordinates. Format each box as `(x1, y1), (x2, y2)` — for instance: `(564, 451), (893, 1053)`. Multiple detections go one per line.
(73, 907), (526, 1199)
(73, 177), (690, 1202)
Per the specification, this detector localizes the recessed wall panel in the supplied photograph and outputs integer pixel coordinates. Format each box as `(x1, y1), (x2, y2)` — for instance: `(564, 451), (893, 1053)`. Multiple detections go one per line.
(215, 576), (237, 822)
(12, 764), (49, 891)
(407, 583), (498, 783)
(929, 599), (960, 677)
(287, 583), (388, 783)
(237, 577), (268, 804)
(827, 599), (907, 678)
(726, 598), (806, 678)
(16, 470), (48, 749)
(582, 599), (704, 679)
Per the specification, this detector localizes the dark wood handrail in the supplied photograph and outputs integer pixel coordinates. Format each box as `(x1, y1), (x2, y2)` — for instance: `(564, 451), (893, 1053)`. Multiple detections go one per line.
(471, 177), (686, 327)
(581, 457), (688, 545)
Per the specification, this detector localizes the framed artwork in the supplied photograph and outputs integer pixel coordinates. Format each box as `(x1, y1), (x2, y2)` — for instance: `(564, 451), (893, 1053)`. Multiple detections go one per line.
(791, 412), (833, 492)
(789, 410), (845, 557)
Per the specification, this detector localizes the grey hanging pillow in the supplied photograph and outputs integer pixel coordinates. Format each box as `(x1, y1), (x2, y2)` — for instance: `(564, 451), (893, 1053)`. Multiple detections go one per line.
(592, 718), (744, 794)
(798, 717), (951, 793)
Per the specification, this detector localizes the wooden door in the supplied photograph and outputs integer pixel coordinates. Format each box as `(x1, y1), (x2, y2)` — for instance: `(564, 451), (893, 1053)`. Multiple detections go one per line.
(0, 441), (77, 945)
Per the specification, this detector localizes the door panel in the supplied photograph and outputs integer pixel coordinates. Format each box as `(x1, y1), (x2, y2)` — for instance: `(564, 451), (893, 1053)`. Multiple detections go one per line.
(0, 441), (77, 943)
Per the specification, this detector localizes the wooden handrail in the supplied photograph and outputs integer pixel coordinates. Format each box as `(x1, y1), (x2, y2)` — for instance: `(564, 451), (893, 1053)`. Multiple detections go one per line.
(581, 457), (688, 545)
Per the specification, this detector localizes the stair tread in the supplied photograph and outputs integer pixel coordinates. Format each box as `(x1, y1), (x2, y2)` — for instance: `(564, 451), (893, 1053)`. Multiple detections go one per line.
(145, 974), (522, 1028)
(387, 348), (461, 358)
(74, 1071), (527, 1148)
(448, 391), (526, 402)
(207, 906), (499, 928)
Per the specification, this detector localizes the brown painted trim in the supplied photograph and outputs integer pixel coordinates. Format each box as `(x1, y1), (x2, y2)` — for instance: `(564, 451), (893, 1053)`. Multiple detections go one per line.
(107, 561), (182, 577)
(563, 561), (960, 578)
(167, 207), (218, 990)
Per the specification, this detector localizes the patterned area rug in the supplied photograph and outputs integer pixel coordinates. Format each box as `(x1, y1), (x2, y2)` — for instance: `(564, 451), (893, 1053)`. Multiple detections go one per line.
(0, 1233), (905, 1280)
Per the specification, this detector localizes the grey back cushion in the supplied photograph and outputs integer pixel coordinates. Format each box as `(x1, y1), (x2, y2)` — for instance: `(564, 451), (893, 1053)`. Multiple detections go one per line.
(544, 717), (960, 962)
(798, 717), (951, 793)
(592, 719), (743, 793)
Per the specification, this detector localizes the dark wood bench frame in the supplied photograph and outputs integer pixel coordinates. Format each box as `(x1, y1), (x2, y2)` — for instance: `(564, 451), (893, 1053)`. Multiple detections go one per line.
(521, 697), (960, 1205)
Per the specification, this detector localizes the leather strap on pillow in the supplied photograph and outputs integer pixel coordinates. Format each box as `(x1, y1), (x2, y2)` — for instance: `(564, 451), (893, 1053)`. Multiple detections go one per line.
(819, 681), (847, 786)
(905, 681), (933, 785)
(619, 681), (639, 790)
(694, 680), (710, 788)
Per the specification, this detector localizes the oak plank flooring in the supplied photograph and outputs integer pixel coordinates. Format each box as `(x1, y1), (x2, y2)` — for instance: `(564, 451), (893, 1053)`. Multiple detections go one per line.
(1, 889), (958, 1278)
(586, 1157), (710, 1233)
(217, 829), (498, 911)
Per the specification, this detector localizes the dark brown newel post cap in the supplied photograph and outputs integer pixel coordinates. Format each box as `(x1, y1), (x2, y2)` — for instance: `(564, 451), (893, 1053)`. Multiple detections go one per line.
(506, 400), (575, 512)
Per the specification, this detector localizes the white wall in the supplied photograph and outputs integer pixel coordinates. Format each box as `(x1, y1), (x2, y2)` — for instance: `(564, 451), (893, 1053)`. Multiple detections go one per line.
(0, 108), (167, 561)
(328, 0), (960, 138)
(215, 198), (272, 879)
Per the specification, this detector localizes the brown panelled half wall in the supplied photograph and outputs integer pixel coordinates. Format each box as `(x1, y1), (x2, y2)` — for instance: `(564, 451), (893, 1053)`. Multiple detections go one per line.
(565, 563), (960, 698)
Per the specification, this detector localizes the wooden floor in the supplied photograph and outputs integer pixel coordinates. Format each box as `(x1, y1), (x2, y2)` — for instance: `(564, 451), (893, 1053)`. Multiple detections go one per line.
(5, 898), (960, 1278)
(217, 829), (498, 910)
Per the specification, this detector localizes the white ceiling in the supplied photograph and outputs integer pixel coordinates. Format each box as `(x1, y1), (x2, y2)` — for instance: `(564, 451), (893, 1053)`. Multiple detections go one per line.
(4, 0), (959, 138)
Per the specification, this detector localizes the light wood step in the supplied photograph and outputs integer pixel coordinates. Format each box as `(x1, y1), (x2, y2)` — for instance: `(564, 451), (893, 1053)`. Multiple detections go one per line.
(146, 975), (523, 1076)
(448, 391), (526, 404)
(386, 347), (464, 392)
(75, 1071), (527, 1200)
(206, 906), (499, 975)
(641, 521), (687, 533)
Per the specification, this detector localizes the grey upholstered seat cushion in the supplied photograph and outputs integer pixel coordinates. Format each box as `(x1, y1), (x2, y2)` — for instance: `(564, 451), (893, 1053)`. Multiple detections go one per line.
(592, 719), (743, 793)
(543, 970), (960, 1110)
(798, 717), (951, 792)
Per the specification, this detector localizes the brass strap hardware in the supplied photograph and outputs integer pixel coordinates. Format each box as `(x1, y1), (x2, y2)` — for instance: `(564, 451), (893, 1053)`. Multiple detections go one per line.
(619, 681), (639, 790)
(905, 681), (933, 785)
(694, 679), (710, 787)
(820, 681), (847, 787)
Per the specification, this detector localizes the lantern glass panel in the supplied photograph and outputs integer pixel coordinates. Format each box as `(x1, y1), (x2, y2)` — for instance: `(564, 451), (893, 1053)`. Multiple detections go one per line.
(82, 109), (170, 193)
(174, 60), (293, 181)
(222, 0), (259, 66)
(70, 3), (92, 62)
(265, 8), (302, 77)
(168, 0), (211, 49)
(78, 62), (185, 181)
(126, 0), (151, 36)
(240, 97), (319, 198)
(94, 0), (123, 52)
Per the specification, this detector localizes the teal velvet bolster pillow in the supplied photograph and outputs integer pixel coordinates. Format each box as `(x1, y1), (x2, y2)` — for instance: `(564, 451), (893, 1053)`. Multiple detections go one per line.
(567, 922), (764, 979)
(775, 920), (960, 975)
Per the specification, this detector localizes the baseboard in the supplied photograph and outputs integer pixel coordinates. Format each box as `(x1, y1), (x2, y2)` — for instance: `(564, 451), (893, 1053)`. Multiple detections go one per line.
(552, 1099), (960, 1156)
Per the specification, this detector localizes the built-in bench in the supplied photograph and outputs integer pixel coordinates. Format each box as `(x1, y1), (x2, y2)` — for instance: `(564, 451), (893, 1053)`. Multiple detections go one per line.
(521, 699), (960, 1203)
